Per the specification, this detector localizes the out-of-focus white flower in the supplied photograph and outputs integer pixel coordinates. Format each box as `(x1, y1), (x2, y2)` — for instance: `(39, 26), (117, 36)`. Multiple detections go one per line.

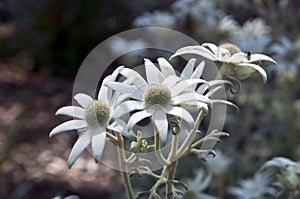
(206, 149), (232, 175)
(133, 11), (176, 28)
(184, 168), (217, 199)
(217, 16), (239, 34)
(261, 157), (300, 192)
(49, 67), (130, 168)
(108, 36), (147, 55)
(270, 36), (300, 74)
(171, 42), (276, 83)
(172, 0), (223, 26)
(106, 58), (211, 142)
(228, 172), (277, 199)
(53, 195), (80, 199)
(231, 18), (271, 52)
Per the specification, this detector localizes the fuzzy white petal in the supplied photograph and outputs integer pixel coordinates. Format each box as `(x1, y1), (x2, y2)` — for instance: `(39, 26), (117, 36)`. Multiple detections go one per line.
(91, 128), (106, 162)
(98, 75), (111, 103)
(131, 85), (147, 100)
(212, 99), (239, 111)
(120, 68), (147, 86)
(49, 120), (87, 137)
(74, 93), (93, 108)
(162, 75), (181, 89)
(171, 93), (211, 105)
(170, 45), (217, 61)
(153, 110), (168, 142)
(205, 86), (223, 98)
(202, 43), (218, 54)
(55, 106), (85, 119)
(113, 100), (145, 118)
(191, 60), (205, 79)
(157, 57), (176, 77)
(106, 82), (135, 94)
(171, 79), (207, 96)
(165, 106), (194, 128)
(181, 58), (196, 79)
(144, 58), (165, 83)
(238, 63), (268, 83)
(247, 54), (277, 64)
(128, 109), (153, 130)
(67, 130), (91, 168)
(230, 52), (247, 63)
(107, 119), (133, 137)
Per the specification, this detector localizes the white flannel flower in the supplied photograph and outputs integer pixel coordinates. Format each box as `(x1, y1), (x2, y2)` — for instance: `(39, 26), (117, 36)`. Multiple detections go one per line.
(49, 67), (129, 168)
(158, 57), (235, 113)
(232, 18), (271, 52)
(171, 42), (276, 83)
(270, 36), (300, 74)
(172, 0), (223, 26)
(108, 36), (147, 55)
(133, 11), (176, 28)
(184, 168), (217, 199)
(106, 59), (211, 142)
(228, 172), (276, 199)
(206, 149), (232, 176)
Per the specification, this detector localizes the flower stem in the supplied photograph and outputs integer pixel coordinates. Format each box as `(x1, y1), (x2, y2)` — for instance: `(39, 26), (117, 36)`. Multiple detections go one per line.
(116, 133), (134, 199)
(177, 110), (204, 158)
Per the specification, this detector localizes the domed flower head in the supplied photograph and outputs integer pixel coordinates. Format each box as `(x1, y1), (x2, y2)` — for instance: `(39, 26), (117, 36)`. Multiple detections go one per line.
(106, 58), (212, 142)
(49, 67), (129, 168)
(170, 42), (276, 83)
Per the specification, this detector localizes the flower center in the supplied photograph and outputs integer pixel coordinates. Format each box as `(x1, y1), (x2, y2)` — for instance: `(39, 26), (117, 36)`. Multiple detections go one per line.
(84, 100), (110, 128)
(218, 43), (241, 55)
(143, 84), (171, 107)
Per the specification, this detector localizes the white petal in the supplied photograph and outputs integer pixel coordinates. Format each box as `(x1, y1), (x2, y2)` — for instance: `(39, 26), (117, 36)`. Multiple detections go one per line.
(211, 99), (239, 111)
(49, 120), (87, 137)
(165, 106), (194, 128)
(157, 57), (176, 77)
(181, 58), (196, 79)
(98, 75), (112, 103)
(144, 58), (165, 83)
(162, 75), (181, 89)
(131, 85), (147, 100)
(238, 63), (268, 83)
(55, 106), (85, 119)
(197, 84), (209, 95)
(205, 86), (222, 98)
(113, 93), (133, 107)
(120, 68), (147, 87)
(230, 52), (246, 63)
(67, 130), (91, 168)
(217, 48), (230, 62)
(91, 128), (106, 162)
(153, 110), (168, 142)
(191, 61), (205, 79)
(74, 93), (93, 108)
(127, 109), (153, 130)
(247, 54), (277, 64)
(106, 82), (135, 94)
(171, 79), (207, 96)
(113, 100), (145, 118)
(202, 43), (218, 54)
(170, 45), (218, 61)
(107, 119), (133, 137)
(171, 93), (211, 105)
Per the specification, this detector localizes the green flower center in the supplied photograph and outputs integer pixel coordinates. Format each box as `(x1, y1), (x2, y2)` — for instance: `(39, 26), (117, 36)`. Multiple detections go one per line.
(218, 43), (241, 55)
(84, 100), (110, 128)
(143, 84), (171, 107)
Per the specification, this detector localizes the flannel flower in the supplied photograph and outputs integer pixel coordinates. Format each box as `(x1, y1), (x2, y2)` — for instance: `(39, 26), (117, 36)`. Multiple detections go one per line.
(170, 42), (276, 83)
(49, 67), (129, 168)
(158, 57), (236, 113)
(106, 58), (212, 142)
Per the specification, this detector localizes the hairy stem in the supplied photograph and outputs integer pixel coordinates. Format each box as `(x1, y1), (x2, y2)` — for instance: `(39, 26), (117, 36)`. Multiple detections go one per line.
(177, 110), (204, 158)
(116, 133), (134, 199)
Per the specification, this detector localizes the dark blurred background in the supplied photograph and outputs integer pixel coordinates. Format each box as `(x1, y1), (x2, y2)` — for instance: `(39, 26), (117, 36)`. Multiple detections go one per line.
(0, 0), (299, 198)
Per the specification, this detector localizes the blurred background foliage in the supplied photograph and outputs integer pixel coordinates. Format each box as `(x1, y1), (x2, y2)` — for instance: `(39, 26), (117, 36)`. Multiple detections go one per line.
(0, 0), (299, 198)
